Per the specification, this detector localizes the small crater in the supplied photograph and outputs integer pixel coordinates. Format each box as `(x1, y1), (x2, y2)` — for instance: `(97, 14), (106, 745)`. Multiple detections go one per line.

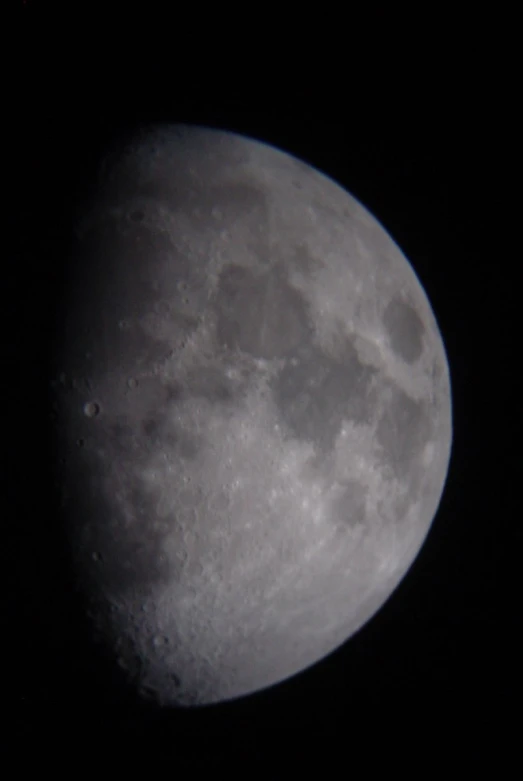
(130, 208), (145, 222)
(76, 438), (85, 447)
(83, 401), (100, 418)
(91, 551), (102, 563)
(127, 377), (138, 389)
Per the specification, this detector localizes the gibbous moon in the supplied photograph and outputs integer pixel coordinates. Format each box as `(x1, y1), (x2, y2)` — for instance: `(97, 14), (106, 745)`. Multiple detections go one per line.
(52, 124), (452, 707)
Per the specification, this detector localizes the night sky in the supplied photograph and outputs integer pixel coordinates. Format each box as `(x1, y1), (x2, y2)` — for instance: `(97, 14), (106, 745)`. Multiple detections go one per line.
(6, 2), (517, 759)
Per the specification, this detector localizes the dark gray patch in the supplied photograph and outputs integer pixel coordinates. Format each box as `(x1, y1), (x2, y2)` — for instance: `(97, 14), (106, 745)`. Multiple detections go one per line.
(141, 413), (201, 460)
(382, 297), (425, 364)
(377, 488), (413, 523)
(62, 460), (176, 600)
(109, 420), (138, 455)
(61, 222), (199, 379)
(164, 381), (184, 405)
(135, 179), (270, 260)
(138, 684), (158, 702)
(330, 479), (368, 529)
(194, 181), (269, 229)
(186, 367), (235, 404)
(142, 417), (160, 439)
(160, 368), (238, 429)
(375, 384), (432, 479)
(272, 339), (378, 453)
(289, 243), (322, 275)
(69, 217), (184, 320)
(209, 182), (270, 262)
(392, 491), (414, 521)
(215, 264), (312, 359)
(408, 461), (426, 500)
(129, 208), (145, 222)
(184, 181), (273, 267)
(211, 181), (267, 217)
(171, 429), (201, 460)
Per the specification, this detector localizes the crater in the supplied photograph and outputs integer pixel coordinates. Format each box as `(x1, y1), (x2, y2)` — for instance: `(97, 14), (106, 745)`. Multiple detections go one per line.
(382, 296), (425, 364)
(83, 401), (100, 418)
(272, 338), (378, 454)
(215, 263), (312, 359)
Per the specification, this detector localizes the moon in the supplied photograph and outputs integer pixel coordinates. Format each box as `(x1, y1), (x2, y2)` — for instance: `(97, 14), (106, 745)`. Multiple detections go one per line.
(52, 124), (452, 707)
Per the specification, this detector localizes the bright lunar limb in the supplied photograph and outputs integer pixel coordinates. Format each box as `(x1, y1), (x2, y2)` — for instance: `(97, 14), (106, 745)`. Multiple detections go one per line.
(52, 124), (452, 707)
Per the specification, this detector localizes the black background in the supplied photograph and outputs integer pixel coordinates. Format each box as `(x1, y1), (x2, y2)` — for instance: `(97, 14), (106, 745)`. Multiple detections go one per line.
(5, 2), (518, 758)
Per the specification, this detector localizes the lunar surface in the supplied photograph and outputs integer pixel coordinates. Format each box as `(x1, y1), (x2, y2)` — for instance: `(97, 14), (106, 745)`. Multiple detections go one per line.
(51, 124), (452, 707)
